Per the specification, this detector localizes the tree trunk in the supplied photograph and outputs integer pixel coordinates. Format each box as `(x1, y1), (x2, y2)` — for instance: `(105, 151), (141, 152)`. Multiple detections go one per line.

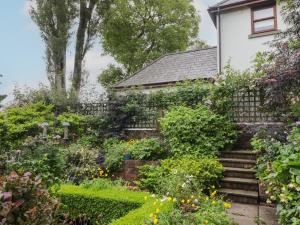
(71, 0), (97, 98)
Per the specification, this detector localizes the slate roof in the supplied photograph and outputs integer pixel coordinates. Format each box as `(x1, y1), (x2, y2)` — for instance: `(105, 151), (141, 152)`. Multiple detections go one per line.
(114, 47), (217, 89)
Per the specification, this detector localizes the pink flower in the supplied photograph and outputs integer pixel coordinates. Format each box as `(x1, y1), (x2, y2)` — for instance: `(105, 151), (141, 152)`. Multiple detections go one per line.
(1, 192), (12, 202)
(296, 121), (300, 127)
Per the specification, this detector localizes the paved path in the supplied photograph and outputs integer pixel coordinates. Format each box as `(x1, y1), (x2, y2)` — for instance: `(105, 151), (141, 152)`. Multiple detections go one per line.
(228, 203), (278, 225)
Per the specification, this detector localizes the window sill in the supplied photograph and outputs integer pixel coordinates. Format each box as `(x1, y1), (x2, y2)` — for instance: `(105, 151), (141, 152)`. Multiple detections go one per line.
(248, 30), (280, 39)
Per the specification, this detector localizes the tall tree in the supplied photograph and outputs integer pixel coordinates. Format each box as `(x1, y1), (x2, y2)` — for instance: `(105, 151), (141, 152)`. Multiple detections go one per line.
(30, 0), (76, 99)
(71, 0), (112, 97)
(100, 0), (199, 75)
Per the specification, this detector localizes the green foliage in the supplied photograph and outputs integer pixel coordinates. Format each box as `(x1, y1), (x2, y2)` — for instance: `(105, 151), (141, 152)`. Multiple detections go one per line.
(101, 0), (199, 74)
(59, 184), (173, 225)
(63, 143), (100, 184)
(127, 138), (166, 160)
(252, 126), (300, 225)
(5, 138), (65, 187)
(0, 172), (60, 225)
(0, 102), (54, 149)
(102, 138), (127, 172)
(98, 64), (126, 88)
(139, 156), (223, 198)
(160, 105), (237, 157)
(57, 112), (85, 136)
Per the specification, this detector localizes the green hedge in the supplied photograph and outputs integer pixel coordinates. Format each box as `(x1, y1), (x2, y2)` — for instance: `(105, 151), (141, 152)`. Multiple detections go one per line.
(59, 184), (173, 225)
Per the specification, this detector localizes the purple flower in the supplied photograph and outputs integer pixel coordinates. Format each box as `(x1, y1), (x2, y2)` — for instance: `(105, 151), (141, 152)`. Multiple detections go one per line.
(296, 121), (300, 127)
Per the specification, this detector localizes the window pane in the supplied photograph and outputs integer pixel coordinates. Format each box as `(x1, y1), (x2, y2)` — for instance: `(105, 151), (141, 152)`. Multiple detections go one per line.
(254, 7), (274, 20)
(254, 19), (274, 32)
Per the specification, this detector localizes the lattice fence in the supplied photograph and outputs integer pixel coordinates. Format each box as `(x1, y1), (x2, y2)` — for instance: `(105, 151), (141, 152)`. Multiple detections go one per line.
(76, 89), (282, 128)
(231, 89), (281, 123)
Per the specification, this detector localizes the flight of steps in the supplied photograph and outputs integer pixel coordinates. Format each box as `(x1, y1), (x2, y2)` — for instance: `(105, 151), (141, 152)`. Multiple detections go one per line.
(219, 150), (259, 204)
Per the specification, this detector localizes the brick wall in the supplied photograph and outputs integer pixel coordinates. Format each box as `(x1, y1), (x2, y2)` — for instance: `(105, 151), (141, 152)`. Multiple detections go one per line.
(121, 160), (159, 181)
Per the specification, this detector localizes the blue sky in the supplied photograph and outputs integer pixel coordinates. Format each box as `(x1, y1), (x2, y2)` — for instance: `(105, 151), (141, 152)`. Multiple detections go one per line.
(0, 0), (219, 101)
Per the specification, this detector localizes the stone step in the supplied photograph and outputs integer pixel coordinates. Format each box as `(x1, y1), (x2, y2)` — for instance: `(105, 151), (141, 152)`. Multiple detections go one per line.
(224, 167), (256, 179)
(221, 150), (257, 160)
(220, 177), (258, 191)
(219, 158), (256, 169)
(219, 188), (259, 204)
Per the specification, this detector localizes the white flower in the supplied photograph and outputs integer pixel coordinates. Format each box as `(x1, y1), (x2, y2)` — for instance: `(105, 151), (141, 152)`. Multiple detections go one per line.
(161, 196), (168, 202)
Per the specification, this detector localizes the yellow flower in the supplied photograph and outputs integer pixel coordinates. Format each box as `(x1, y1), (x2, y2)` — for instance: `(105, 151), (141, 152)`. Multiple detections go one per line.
(187, 199), (191, 204)
(144, 196), (148, 201)
(205, 197), (209, 201)
(172, 198), (177, 202)
(204, 220), (209, 224)
(153, 218), (158, 225)
(192, 204), (195, 207)
(191, 195), (195, 199)
(156, 208), (160, 213)
(212, 200), (216, 205)
(167, 197), (172, 201)
(210, 190), (217, 198)
(149, 213), (153, 218)
(181, 199), (185, 204)
(223, 202), (232, 209)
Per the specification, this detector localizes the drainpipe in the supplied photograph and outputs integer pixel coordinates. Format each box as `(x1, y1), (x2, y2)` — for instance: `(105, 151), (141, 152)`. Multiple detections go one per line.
(217, 7), (222, 74)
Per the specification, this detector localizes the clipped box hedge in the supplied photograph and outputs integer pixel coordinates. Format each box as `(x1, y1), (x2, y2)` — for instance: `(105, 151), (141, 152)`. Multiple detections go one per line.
(59, 184), (173, 225)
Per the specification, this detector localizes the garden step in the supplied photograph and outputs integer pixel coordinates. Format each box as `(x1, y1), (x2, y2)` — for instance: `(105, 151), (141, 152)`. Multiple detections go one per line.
(220, 177), (258, 191)
(219, 158), (256, 169)
(221, 150), (257, 160)
(219, 188), (259, 204)
(224, 167), (256, 179)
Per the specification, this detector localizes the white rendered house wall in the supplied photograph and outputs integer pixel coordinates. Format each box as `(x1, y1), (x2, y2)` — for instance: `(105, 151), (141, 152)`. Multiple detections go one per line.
(219, 4), (287, 71)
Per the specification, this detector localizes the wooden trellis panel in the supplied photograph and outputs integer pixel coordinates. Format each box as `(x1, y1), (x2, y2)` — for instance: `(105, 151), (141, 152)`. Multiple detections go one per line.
(232, 89), (280, 123)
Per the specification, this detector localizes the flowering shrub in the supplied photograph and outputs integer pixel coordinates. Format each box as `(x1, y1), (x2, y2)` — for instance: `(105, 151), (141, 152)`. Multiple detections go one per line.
(252, 126), (300, 225)
(144, 193), (232, 225)
(139, 156), (223, 198)
(160, 105), (237, 157)
(64, 143), (100, 184)
(0, 171), (60, 225)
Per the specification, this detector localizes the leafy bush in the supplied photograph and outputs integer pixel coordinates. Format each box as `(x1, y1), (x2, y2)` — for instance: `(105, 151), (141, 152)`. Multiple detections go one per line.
(139, 156), (223, 198)
(0, 102), (54, 149)
(57, 112), (85, 138)
(102, 138), (127, 172)
(5, 138), (65, 187)
(160, 105), (237, 156)
(63, 143), (100, 184)
(59, 184), (173, 225)
(0, 171), (60, 225)
(252, 126), (300, 225)
(127, 138), (166, 160)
